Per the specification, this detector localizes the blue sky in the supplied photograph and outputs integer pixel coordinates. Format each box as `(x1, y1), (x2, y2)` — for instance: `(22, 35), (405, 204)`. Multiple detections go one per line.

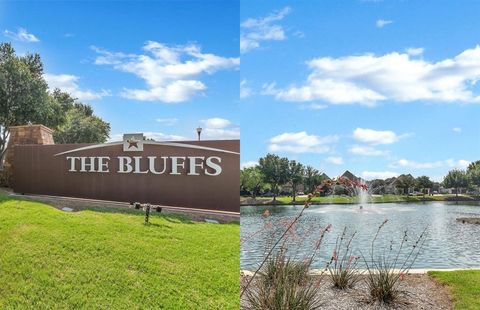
(0, 0), (239, 142)
(240, 0), (480, 181)
(2, 1), (479, 182)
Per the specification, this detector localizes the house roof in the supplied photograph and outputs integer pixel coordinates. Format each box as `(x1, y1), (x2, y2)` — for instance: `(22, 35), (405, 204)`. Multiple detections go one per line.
(341, 170), (359, 181)
(320, 172), (331, 180)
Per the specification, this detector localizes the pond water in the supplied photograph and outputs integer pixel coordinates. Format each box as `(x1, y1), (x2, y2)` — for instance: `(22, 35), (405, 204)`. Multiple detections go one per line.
(241, 202), (480, 270)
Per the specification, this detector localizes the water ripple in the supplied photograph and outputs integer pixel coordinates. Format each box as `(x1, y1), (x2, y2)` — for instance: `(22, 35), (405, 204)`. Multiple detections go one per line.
(241, 202), (480, 270)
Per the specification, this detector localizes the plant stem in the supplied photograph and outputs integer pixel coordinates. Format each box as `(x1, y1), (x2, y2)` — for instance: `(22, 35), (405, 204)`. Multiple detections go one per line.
(240, 205), (307, 298)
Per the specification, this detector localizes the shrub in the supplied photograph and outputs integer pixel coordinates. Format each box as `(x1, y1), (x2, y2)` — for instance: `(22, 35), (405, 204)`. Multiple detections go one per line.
(245, 252), (321, 310)
(363, 220), (427, 305)
(327, 227), (361, 289)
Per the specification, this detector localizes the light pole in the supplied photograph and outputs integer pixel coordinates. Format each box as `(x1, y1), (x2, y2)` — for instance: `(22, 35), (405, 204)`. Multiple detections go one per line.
(196, 127), (202, 141)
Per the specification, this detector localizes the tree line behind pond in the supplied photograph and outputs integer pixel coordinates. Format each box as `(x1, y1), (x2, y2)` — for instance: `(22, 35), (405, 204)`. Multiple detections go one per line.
(241, 154), (480, 200)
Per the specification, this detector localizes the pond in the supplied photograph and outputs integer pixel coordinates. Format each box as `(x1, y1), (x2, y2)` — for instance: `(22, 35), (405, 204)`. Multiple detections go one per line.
(241, 202), (480, 270)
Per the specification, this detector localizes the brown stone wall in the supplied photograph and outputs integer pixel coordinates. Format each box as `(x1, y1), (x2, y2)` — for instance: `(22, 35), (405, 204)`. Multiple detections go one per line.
(1, 125), (54, 186)
(12, 140), (240, 212)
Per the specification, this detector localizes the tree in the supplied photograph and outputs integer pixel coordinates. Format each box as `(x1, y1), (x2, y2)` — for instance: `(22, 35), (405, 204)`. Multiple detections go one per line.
(369, 179), (386, 194)
(287, 160), (304, 202)
(50, 90), (110, 144)
(467, 160), (480, 171)
(443, 169), (469, 198)
(0, 43), (110, 167)
(53, 104), (110, 144)
(0, 43), (57, 166)
(303, 166), (318, 194)
(303, 166), (322, 194)
(395, 174), (416, 195)
(258, 154), (289, 201)
(467, 160), (480, 191)
(240, 166), (265, 199)
(415, 176), (433, 197)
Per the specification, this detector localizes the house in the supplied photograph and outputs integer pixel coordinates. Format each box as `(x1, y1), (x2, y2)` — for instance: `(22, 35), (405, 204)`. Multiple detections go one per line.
(320, 172), (331, 181)
(384, 174), (415, 195)
(341, 170), (361, 182)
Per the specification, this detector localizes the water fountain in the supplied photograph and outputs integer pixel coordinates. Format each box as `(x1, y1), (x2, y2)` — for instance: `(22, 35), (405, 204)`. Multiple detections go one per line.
(358, 185), (369, 207)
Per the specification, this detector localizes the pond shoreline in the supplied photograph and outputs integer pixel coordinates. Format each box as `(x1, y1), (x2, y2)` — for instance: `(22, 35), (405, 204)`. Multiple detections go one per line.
(241, 196), (480, 206)
(241, 267), (480, 276)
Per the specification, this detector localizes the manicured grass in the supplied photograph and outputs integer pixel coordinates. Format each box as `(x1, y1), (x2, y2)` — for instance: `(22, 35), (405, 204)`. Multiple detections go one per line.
(429, 270), (480, 310)
(247, 194), (475, 204)
(0, 196), (239, 309)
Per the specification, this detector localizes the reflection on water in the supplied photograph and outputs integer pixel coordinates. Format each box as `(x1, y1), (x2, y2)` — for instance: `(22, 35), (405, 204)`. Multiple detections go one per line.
(241, 202), (480, 270)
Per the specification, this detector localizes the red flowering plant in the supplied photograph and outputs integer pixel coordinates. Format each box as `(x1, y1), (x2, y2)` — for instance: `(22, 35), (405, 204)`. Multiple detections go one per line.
(241, 178), (368, 299)
(327, 227), (362, 289)
(363, 220), (428, 305)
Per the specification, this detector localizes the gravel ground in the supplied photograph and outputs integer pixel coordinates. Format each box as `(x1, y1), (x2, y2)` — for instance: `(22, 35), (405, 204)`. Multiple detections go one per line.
(241, 274), (452, 310)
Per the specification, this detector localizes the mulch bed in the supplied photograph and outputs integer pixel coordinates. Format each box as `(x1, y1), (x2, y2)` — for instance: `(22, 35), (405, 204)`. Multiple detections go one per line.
(241, 274), (452, 309)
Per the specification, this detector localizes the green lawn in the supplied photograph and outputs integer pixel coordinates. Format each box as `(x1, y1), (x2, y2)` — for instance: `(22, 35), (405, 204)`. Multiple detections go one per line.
(429, 270), (480, 310)
(0, 196), (239, 309)
(247, 194), (475, 204)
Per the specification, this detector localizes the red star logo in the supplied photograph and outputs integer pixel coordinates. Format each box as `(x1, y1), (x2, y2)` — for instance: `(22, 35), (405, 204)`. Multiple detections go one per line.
(127, 138), (138, 149)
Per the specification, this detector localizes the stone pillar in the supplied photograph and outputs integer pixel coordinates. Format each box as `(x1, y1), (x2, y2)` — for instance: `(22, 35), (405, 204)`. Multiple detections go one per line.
(1, 124), (54, 186)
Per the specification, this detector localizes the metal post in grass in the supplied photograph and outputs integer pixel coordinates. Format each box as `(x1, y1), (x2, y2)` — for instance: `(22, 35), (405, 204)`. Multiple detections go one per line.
(144, 203), (151, 225)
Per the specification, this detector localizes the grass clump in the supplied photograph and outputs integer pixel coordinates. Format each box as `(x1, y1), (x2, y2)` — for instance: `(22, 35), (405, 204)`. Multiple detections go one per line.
(328, 227), (361, 289)
(363, 220), (427, 306)
(245, 252), (321, 310)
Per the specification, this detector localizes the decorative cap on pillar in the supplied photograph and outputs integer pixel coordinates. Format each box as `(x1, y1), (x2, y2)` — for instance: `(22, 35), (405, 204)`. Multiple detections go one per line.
(3, 124), (54, 169)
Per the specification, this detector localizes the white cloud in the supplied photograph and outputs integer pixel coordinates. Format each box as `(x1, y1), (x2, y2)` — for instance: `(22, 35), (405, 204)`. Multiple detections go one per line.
(202, 127), (240, 140)
(265, 45), (480, 105)
(107, 134), (124, 142)
(108, 132), (186, 142)
(201, 117), (231, 128)
(92, 42), (239, 103)
(4, 28), (39, 42)
(376, 19), (393, 28)
(453, 127), (462, 133)
(200, 118), (239, 140)
(361, 171), (399, 180)
(406, 47), (424, 56)
(390, 158), (470, 170)
(305, 103), (328, 110)
(325, 156), (344, 165)
(241, 161), (258, 169)
(264, 80), (383, 106)
(44, 73), (110, 101)
(240, 79), (253, 98)
(456, 160), (471, 169)
(268, 131), (338, 154)
(155, 118), (178, 126)
(353, 128), (400, 145)
(240, 7), (291, 54)
(143, 132), (187, 141)
(349, 145), (388, 156)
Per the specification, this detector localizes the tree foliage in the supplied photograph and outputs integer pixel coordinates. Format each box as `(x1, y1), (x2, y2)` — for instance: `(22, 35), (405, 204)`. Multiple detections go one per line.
(287, 160), (304, 202)
(467, 160), (480, 188)
(415, 176), (433, 196)
(0, 42), (58, 164)
(52, 91), (110, 144)
(241, 166), (266, 199)
(394, 174), (416, 195)
(0, 43), (110, 165)
(303, 166), (324, 194)
(443, 169), (469, 197)
(369, 179), (386, 194)
(258, 154), (289, 201)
